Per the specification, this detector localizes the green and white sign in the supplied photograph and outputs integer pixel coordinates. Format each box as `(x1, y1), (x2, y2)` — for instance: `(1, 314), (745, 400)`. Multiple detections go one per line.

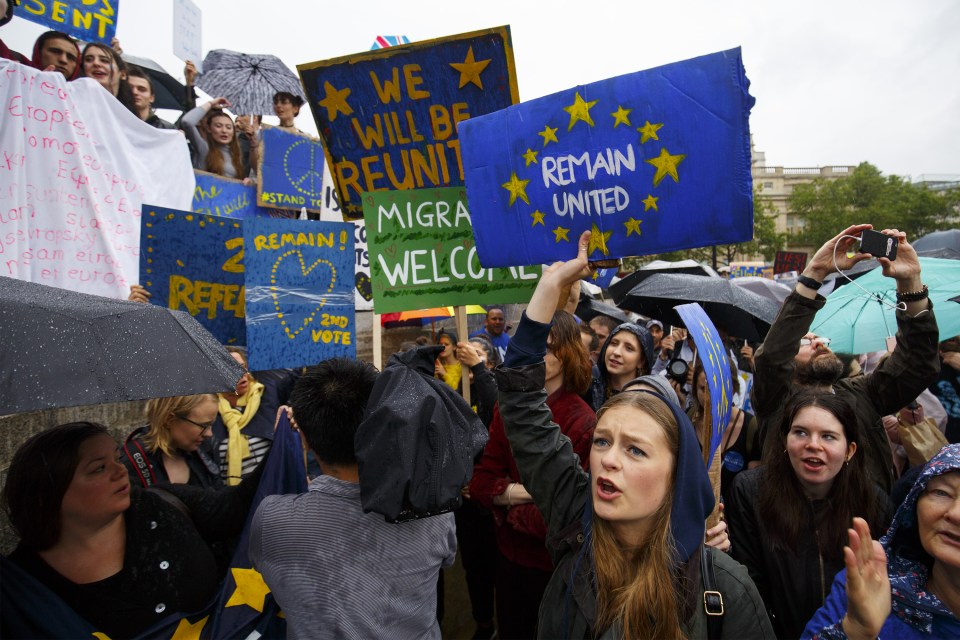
(363, 187), (540, 313)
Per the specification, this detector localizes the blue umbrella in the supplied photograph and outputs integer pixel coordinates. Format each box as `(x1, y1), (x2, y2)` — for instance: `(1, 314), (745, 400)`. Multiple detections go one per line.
(811, 257), (960, 354)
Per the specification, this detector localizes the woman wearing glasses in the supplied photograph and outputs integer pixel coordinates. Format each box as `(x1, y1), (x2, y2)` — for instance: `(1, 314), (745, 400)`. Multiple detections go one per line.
(121, 394), (223, 489)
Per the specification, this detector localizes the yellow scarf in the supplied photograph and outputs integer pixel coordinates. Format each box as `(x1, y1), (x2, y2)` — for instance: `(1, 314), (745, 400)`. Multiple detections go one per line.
(218, 381), (264, 486)
(441, 361), (462, 391)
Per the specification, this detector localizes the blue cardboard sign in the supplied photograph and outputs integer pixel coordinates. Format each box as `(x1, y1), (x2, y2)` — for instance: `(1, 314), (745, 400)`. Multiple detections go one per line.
(675, 303), (733, 468)
(18, 0), (118, 44)
(140, 205), (246, 345)
(257, 128), (326, 213)
(193, 171), (283, 220)
(243, 218), (356, 370)
(298, 26), (519, 220)
(460, 48), (755, 267)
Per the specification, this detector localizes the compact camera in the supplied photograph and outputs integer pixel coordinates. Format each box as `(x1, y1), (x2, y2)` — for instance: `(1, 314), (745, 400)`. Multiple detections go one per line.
(860, 229), (897, 261)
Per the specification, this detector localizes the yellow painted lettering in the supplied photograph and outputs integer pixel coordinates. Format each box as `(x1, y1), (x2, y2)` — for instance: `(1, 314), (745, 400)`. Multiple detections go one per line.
(253, 234), (269, 252)
(403, 64), (430, 100)
(221, 236), (244, 272)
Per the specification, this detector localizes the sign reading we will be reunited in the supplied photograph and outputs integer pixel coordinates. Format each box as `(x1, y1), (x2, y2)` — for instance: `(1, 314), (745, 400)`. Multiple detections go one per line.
(298, 26), (518, 220)
(362, 188), (540, 314)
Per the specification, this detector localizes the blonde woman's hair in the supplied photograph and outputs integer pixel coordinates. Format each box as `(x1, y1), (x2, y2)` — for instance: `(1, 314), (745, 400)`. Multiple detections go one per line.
(143, 394), (217, 456)
(592, 391), (682, 639)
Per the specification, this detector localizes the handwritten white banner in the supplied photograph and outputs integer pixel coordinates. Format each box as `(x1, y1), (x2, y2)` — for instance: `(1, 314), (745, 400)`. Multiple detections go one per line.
(0, 61), (194, 298)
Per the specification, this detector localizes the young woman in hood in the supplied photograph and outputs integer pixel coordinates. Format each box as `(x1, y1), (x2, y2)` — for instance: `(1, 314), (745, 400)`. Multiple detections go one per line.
(726, 389), (891, 638)
(803, 443), (960, 639)
(583, 322), (655, 411)
(493, 230), (773, 639)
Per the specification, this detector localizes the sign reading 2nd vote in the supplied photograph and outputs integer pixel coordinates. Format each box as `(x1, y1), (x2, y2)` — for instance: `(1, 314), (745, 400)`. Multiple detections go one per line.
(257, 127), (325, 213)
(243, 218), (356, 371)
(298, 26), (518, 220)
(362, 187), (540, 314)
(139, 205), (246, 346)
(18, 0), (119, 44)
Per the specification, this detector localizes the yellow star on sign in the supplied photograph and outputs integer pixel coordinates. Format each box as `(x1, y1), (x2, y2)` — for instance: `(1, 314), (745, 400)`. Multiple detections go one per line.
(642, 195), (659, 211)
(552, 226), (570, 242)
(531, 210), (545, 226)
(588, 223), (612, 255)
(522, 148), (539, 166)
(170, 616), (209, 640)
(645, 148), (686, 186)
(501, 172), (530, 206)
(624, 217), (643, 237)
(538, 125), (559, 146)
(611, 105), (632, 128)
(449, 46), (491, 89)
(225, 567), (271, 613)
(638, 121), (663, 144)
(564, 91), (598, 131)
(317, 81), (353, 122)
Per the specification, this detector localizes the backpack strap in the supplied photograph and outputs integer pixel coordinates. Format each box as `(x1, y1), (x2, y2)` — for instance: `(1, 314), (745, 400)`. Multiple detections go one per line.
(701, 544), (725, 639)
(122, 436), (157, 487)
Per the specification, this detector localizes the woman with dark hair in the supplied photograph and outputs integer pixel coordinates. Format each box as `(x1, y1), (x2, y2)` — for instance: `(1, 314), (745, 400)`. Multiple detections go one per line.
(1, 422), (262, 638)
(272, 91), (305, 134)
(488, 231), (773, 638)
(470, 310), (598, 639)
(79, 42), (133, 110)
(181, 97), (250, 181)
(726, 388), (892, 638)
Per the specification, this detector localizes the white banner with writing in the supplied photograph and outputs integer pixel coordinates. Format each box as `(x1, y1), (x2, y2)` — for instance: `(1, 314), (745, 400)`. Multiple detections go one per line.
(0, 61), (194, 298)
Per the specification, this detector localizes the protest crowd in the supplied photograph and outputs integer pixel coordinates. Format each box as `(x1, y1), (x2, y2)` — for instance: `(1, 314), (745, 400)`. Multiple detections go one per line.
(2, 3), (960, 639)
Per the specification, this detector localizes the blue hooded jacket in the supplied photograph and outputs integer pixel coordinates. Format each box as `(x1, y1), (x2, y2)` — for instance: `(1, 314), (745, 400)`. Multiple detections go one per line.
(803, 444), (960, 638)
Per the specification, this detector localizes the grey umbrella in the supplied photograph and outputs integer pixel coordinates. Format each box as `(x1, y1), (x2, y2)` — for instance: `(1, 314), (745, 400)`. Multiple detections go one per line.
(618, 273), (782, 342)
(609, 259), (719, 306)
(913, 229), (960, 260)
(196, 49), (305, 115)
(0, 277), (246, 415)
(730, 276), (793, 305)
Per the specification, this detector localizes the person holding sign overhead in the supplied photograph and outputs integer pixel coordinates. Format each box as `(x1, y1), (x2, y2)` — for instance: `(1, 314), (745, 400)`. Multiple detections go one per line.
(488, 230), (773, 638)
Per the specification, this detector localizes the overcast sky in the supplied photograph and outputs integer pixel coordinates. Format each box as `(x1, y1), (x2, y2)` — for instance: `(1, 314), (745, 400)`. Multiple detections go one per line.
(5, 0), (959, 179)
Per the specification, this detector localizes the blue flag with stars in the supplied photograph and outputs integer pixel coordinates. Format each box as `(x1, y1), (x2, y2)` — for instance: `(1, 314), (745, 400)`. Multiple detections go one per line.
(460, 48), (754, 267)
(675, 303), (733, 468)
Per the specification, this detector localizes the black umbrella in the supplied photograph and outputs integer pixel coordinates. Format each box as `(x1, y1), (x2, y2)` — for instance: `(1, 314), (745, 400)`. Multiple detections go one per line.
(618, 273), (782, 342)
(575, 292), (630, 324)
(122, 53), (187, 111)
(197, 49), (305, 116)
(0, 277), (246, 415)
(610, 259), (719, 306)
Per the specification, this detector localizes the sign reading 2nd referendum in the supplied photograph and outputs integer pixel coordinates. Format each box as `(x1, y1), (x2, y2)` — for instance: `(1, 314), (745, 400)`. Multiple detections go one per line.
(298, 26), (518, 220)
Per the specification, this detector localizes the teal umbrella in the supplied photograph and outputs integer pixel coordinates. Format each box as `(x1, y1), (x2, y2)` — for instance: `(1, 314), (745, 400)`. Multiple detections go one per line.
(810, 257), (960, 354)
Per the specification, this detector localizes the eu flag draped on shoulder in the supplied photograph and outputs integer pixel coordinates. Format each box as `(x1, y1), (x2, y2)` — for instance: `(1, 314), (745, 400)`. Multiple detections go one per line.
(0, 413), (306, 639)
(460, 48), (755, 268)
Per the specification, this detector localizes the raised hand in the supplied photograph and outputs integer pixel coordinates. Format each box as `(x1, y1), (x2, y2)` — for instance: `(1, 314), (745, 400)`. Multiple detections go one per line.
(841, 517), (890, 640)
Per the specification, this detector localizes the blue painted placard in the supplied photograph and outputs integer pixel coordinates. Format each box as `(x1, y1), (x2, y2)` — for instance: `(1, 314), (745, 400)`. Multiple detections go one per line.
(675, 303), (733, 468)
(257, 128), (326, 213)
(298, 26), (519, 220)
(139, 205), (246, 345)
(193, 171), (282, 220)
(243, 218), (356, 370)
(18, 0), (118, 44)
(460, 48), (755, 267)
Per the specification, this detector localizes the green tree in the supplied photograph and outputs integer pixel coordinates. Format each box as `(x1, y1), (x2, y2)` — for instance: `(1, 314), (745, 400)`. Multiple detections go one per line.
(622, 189), (784, 271)
(790, 162), (958, 248)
